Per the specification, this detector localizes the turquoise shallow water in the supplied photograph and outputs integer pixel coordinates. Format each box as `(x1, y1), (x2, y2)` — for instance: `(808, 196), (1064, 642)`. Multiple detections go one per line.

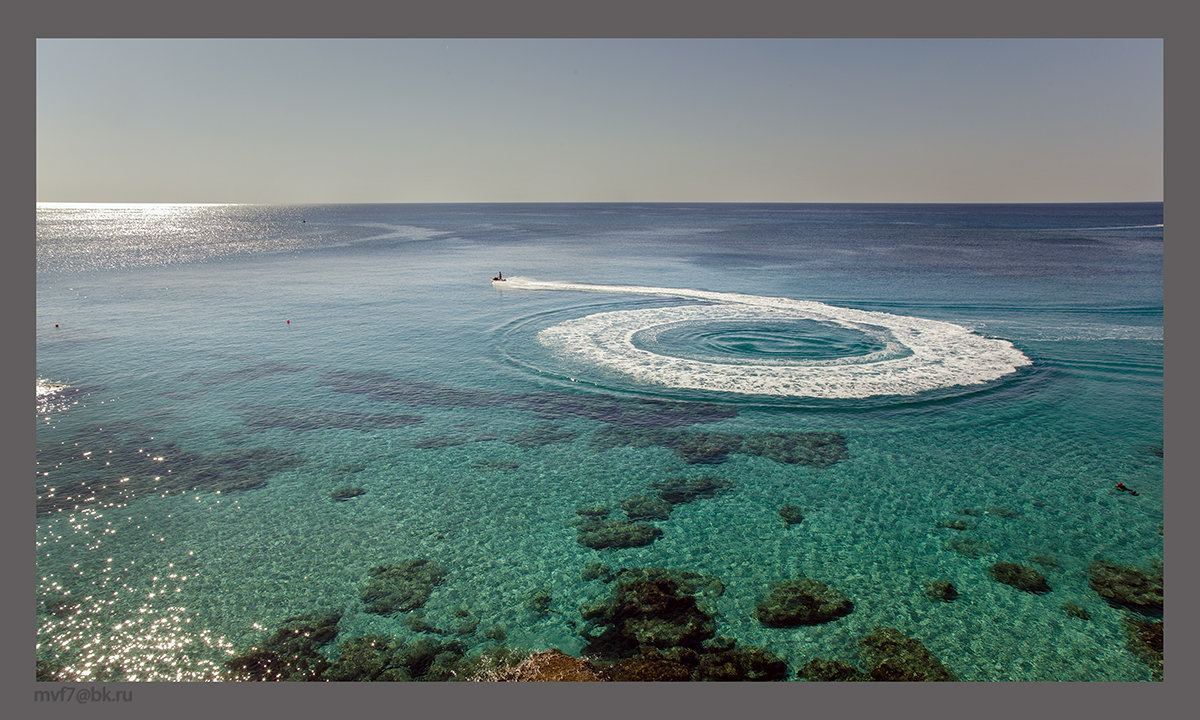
(35, 203), (1163, 681)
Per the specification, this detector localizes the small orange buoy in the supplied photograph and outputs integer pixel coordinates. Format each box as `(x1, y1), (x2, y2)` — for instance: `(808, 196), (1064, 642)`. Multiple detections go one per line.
(286, 320), (290, 324)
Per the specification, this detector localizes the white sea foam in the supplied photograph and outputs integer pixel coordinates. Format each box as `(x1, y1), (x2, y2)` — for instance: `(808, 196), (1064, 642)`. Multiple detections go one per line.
(501, 278), (1032, 399)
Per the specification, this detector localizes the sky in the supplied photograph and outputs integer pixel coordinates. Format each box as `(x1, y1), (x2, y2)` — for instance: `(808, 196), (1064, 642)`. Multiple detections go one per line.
(35, 38), (1163, 204)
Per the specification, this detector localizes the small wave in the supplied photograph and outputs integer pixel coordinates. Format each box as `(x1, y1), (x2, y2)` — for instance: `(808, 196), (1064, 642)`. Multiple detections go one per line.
(498, 278), (1032, 399)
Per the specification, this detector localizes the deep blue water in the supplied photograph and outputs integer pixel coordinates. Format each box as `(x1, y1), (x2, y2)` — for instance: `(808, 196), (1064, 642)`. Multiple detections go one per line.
(35, 203), (1163, 681)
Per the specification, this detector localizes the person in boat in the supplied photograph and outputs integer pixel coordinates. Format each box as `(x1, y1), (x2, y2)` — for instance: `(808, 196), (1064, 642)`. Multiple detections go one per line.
(493, 271), (505, 281)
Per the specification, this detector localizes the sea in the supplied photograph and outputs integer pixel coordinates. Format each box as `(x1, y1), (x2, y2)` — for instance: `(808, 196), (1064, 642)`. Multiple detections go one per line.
(34, 202), (1164, 682)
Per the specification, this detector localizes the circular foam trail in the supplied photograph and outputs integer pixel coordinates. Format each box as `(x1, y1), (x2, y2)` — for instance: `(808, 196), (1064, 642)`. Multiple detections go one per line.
(500, 277), (1032, 399)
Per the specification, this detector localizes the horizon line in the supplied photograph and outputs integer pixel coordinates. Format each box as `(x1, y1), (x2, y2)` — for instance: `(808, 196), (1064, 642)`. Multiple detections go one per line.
(36, 199), (1165, 207)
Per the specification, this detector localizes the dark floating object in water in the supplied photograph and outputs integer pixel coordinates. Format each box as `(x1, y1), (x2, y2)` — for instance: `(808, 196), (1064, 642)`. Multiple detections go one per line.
(859, 627), (956, 681)
(1114, 482), (1140, 496)
(989, 561), (1051, 594)
(331, 487), (365, 501)
(755, 578), (854, 627)
(1088, 559), (1163, 612)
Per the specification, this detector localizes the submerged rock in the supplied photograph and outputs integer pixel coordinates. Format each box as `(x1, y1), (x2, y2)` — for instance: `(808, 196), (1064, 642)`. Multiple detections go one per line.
(859, 627), (955, 682)
(507, 424), (579, 448)
(1030, 553), (1060, 568)
(608, 651), (694, 681)
(779, 504), (805, 526)
(670, 432), (744, 464)
(575, 505), (611, 518)
(525, 590), (552, 616)
(622, 494), (673, 520)
(331, 487), (365, 501)
(581, 568), (718, 659)
(754, 578), (854, 627)
(695, 645), (789, 681)
(740, 431), (849, 467)
(1087, 559), (1163, 612)
(582, 562), (616, 582)
(588, 425), (849, 467)
(35, 428), (305, 516)
(925, 580), (958, 603)
(492, 649), (605, 682)
(1063, 602), (1091, 620)
(935, 518), (975, 531)
(225, 612), (342, 681)
(360, 559), (447, 615)
(324, 634), (409, 682)
(989, 562), (1051, 593)
(576, 518), (663, 549)
(1123, 617), (1163, 679)
(797, 658), (869, 682)
(651, 476), (733, 505)
(944, 536), (995, 558)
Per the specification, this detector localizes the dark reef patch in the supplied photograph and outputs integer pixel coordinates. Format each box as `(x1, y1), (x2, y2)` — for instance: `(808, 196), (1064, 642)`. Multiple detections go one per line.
(754, 578), (854, 627)
(1123, 617), (1163, 679)
(412, 434), (471, 449)
(225, 612), (341, 681)
(331, 487), (366, 501)
(740, 431), (849, 467)
(324, 635), (469, 681)
(989, 562), (1050, 594)
(925, 580), (958, 603)
(797, 658), (869, 682)
(1087, 559), (1163, 613)
(591, 426), (849, 467)
(360, 560), (447, 615)
(580, 567), (719, 659)
(317, 370), (736, 429)
(507, 424), (579, 448)
(622, 494), (674, 521)
(576, 518), (663, 549)
(1063, 602), (1091, 620)
(576, 567), (783, 680)
(318, 370), (510, 408)
(779, 504), (805, 526)
(944, 536), (995, 558)
(195, 360), (307, 386)
(650, 476), (733, 505)
(241, 405), (423, 432)
(516, 391), (737, 428)
(36, 427), (304, 515)
(859, 627), (955, 681)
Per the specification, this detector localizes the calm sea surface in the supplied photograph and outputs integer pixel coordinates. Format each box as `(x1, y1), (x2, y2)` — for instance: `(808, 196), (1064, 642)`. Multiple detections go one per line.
(35, 203), (1163, 681)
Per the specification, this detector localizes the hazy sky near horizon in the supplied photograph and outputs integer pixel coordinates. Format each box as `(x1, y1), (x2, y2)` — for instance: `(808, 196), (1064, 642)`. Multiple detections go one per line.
(36, 38), (1162, 203)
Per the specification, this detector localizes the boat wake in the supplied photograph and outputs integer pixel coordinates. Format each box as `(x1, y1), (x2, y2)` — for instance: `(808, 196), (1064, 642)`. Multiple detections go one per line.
(497, 278), (1032, 400)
